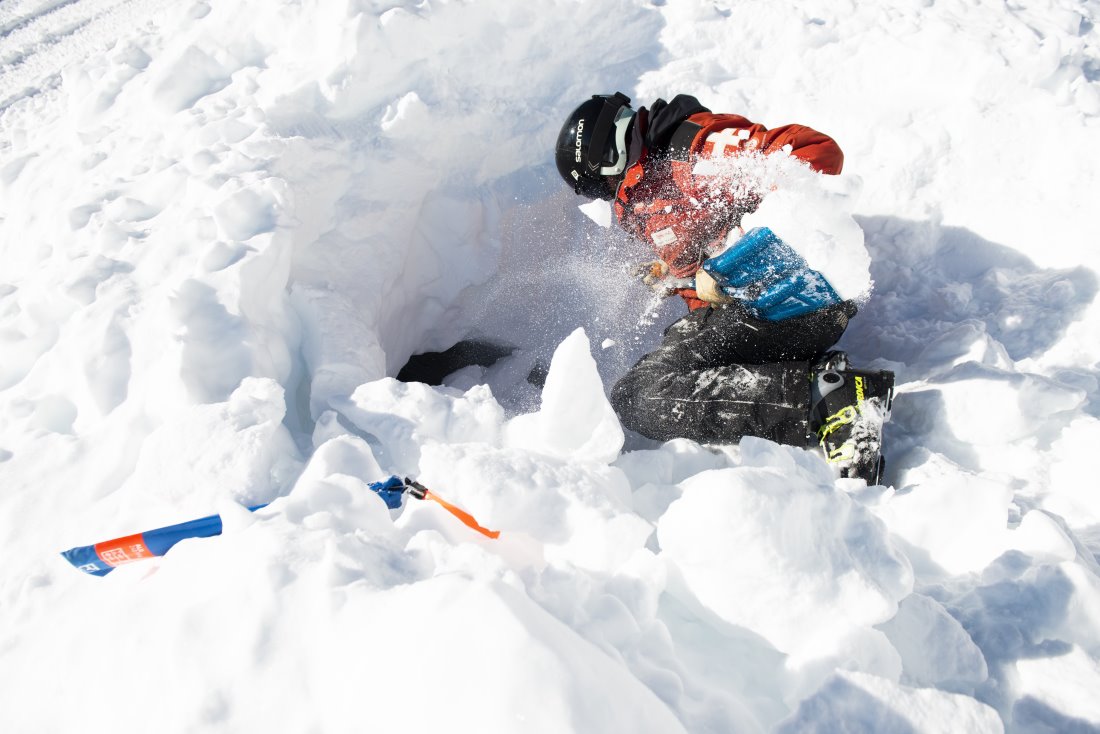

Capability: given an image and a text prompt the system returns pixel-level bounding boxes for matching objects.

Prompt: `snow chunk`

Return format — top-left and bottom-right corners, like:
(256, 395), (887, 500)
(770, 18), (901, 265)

(124, 377), (300, 511)
(1015, 645), (1100, 728)
(213, 184), (280, 242)
(659, 442), (913, 667)
(339, 378), (504, 476)
(776, 670), (1004, 734)
(873, 451), (1013, 575)
(910, 363), (1085, 446)
(506, 328), (624, 464)
(284, 435), (395, 538)
(878, 463), (1071, 577)
(1009, 510), (1077, 562)
(740, 173), (870, 301)
(148, 45), (233, 112)
(876, 593), (988, 692)
(1045, 417), (1100, 528)
(700, 151), (871, 301)
(380, 92), (429, 135)
(417, 442), (652, 572)
(323, 575), (688, 732)
(579, 199), (613, 228)
(872, 451), (1075, 575)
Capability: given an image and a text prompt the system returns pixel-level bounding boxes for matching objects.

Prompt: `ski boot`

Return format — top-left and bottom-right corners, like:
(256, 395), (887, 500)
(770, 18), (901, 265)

(809, 351), (895, 485)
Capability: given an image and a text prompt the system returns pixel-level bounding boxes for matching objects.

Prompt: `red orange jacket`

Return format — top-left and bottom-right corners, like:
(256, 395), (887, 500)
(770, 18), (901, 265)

(613, 111), (844, 309)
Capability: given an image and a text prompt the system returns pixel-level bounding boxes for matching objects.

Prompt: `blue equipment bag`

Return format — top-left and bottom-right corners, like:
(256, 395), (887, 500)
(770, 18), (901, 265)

(700, 227), (842, 320)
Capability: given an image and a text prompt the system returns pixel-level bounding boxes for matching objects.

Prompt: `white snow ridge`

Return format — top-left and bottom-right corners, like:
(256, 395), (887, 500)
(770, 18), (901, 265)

(2, 1), (1100, 733)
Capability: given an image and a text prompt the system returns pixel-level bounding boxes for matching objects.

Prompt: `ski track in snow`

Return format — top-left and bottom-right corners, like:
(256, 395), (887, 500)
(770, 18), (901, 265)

(1, 0), (1100, 732)
(0, 0), (172, 113)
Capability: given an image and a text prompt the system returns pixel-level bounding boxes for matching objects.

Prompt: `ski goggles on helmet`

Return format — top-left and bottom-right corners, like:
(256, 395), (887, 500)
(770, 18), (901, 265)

(587, 93), (635, 177)
(555, 92), (636, 200)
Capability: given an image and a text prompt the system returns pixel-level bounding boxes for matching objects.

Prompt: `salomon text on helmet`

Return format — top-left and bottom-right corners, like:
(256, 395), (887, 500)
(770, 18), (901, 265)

(555, 92), (635, 200)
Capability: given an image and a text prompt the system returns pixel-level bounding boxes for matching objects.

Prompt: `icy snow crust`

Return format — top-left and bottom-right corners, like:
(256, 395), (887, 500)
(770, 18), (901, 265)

(2, 0), (1100, 732)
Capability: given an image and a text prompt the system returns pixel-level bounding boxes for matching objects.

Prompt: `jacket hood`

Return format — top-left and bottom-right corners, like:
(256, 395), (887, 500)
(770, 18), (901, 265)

(641, 94), (711, 154)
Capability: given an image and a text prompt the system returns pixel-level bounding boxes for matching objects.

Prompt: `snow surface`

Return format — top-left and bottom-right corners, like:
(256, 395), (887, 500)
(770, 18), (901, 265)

(2, 0), (1100, 732)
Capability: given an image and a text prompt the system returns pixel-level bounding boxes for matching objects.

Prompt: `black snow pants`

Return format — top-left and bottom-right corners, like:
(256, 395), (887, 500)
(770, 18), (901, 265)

(610, 301), (855, 446)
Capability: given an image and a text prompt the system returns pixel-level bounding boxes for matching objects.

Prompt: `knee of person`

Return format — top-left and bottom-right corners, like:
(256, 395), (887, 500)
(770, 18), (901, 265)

(611, 375), (649, 426)
(609, 377), (632, 414)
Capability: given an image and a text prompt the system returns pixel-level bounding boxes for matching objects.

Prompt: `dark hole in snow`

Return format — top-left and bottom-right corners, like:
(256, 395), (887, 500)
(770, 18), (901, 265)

(397, 339), (515, 386)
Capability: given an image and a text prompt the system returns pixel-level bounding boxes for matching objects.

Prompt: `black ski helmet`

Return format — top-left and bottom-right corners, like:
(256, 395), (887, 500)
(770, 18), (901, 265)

(555, 92), (635, 200)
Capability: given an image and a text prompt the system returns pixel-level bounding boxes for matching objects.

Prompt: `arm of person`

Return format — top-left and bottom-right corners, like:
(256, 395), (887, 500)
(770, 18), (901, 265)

(751, 123), (844, 174)
(686, 113), (844, 175)
(643, 117), (843, 272)
(617, 112), (843, 282)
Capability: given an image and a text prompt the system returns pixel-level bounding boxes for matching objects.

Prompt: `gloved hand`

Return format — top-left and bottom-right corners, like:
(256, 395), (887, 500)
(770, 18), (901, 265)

(631, 259), (694, 296)
(693, 268), (735, 304)
(631, 259), (670, 288)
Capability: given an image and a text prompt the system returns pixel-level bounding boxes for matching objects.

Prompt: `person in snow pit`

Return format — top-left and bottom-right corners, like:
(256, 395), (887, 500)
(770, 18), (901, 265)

(554, 92), (895, 484)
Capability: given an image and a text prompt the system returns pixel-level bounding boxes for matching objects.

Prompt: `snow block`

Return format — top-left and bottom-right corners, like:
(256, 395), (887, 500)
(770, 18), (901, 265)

(340, 378), (505, 476)
(505, 328), (624, 464)
(776, 670), (1004, 734)
(873, 451), (1015, 575)
(876, 593), (989, 692)
(659, 456), (912, 667)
